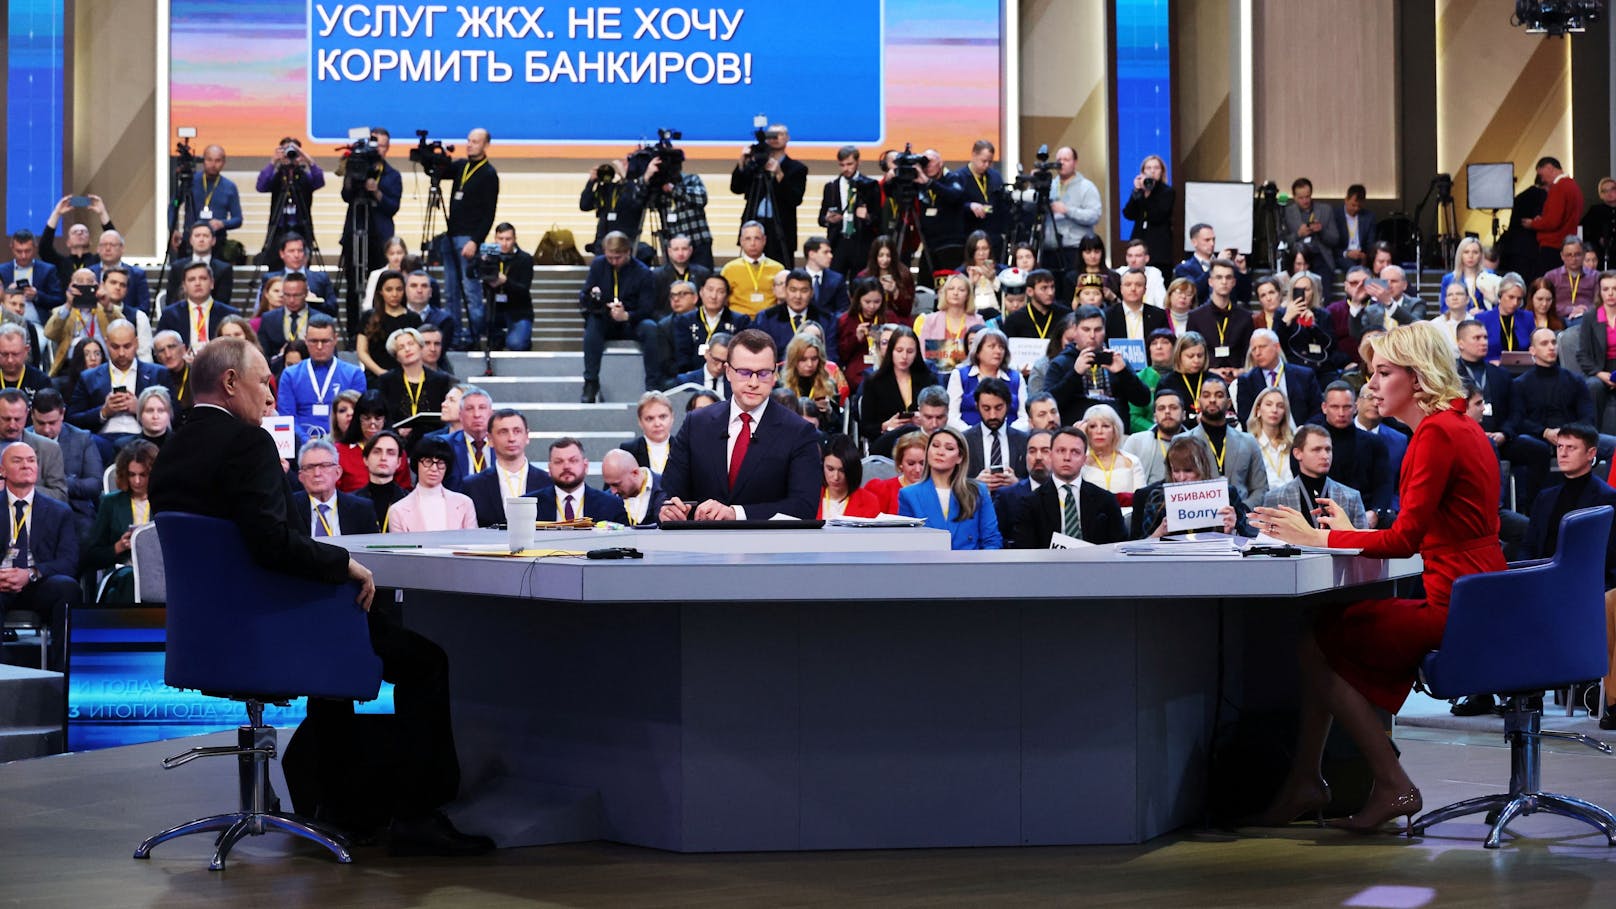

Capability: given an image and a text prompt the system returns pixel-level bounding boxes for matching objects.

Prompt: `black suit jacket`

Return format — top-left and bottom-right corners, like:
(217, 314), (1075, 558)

(731, 156), (809, 265)
(992, 478), (1036, 549)
(149, 405), (349, 584)
(1526, 477), (1616, 586)
(1185, 302), (1256, 371)
(531, 485), (630, 524)
(0, 491), (79, 580)
(1459, 359), (1517, 437)
(964, 423), (1029, 479)
(375, 367), (454, 430)
(166, 258), (234, 307)
(1103, 301), (1168, 343)
(661, 400), (822, 519)
(651, 262), (712, 318)
(290, 490), (381, 536)
(463, 464), (553, 527)
(1234, 362), (1323, 427)
(156, 298), (241, 347)
(1012, 479), (1127, 549)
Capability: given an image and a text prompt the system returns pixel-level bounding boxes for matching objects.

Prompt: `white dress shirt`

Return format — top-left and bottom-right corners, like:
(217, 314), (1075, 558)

(725, 398), (769, 519)
(309, 491), (341, 536)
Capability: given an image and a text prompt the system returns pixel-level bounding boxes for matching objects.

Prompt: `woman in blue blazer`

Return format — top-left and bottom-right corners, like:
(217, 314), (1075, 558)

(898, 427), (1003, 550)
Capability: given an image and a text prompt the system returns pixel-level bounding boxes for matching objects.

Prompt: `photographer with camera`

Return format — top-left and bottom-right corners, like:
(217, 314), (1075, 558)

(634, 130), (713, 268)
(183, 145), (243, 249)
(339, 128), (403, 337)
(579, 231), (658, 403)
(255, 137), (325, 269)
(479, 223), (535, 351)
(581, 160), (646, 255)
(41, 195), (115, 274)
(1122, 155), (1175, 271)
(952, 140), (1008, 255)
(918, 150), (968, 273)
(1035, 147), (1102, 276)
(730, 122), (809, 267)
(438, 128), (500, 350)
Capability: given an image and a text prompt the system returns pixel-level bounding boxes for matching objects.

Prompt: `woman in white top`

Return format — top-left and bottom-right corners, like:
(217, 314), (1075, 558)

(384, 437), (478, 532)
(1247, 386), (1295, 489)
(362, 237), (411, 307)
(621, 390), (674, 474)
(1079, 404), (1146, 509)
(946, 328), (1027, 429)
(1428, 281), (1474, 354)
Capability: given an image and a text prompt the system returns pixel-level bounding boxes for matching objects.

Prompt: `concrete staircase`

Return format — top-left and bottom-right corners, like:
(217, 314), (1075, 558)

(0, 665), (64, 762)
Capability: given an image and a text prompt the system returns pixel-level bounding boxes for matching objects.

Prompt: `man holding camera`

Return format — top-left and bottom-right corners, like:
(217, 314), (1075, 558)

(579, 232), (658, 403)
(580, 161), (646, 255)
(640, 150), (713, 269)
(184, 145), (244, 249)
(730, 123), (808, 268)
(255, 137), (325, 269)
(339, 128), (403, 334)
(440, 129), (499, 350)
(481, 223), (535, 351)
(45, 268), (138, 374)
(1046, 304), (1151, 426)
(917, 150), (968, 273)
(40, 195), (116, 275)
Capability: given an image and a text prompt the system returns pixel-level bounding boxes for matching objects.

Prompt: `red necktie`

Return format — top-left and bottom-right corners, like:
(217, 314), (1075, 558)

(728, 412), (752, 490)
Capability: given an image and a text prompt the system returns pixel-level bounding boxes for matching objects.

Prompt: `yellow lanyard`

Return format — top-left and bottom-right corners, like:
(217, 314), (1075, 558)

(1209, 435), (1226, 471)
(313, 503), (333, 536)
(132, 497), (150, 525)
(972, 169), (989, 200)
(403, 374), (424, 415)
(502, 467), (524, 497)
(9, 500), (30, 545)
(1188, 373), (1204, 411)
(467, 438), (486, 473)
(1260, 439), (1288, 480)
(462, 157), (488, 187)
(0, 373), (20, 390)
(945, 313), (966, 339)
(612, 269), (621, 301)
(284, 308), (304, 341)
(1028, 305), (1054, 339)
(745, 259), (764, 295)
(700, 308), (722, 341)
(1092, 451), (1117, 490)
(627, 471), (650, 524)
(201, 175), (219, 209)
(1157, 435), (1170, 462)
(1214, 312), (1229, 346)
(1571, 272), (1582, 303)
(1502, 313), (1516, 351)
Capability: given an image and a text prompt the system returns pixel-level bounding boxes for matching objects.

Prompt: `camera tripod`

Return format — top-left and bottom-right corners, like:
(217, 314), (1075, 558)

(1411, 175), (1458, 296)
(158, 141), (201, 308)
(887, 182), (938, 283)
(256, 163), (326, 271)
(340, 194), (372, 341)
(740, 162), (792, 267)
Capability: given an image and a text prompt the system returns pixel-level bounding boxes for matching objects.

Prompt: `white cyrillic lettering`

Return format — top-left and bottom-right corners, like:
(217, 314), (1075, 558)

(658, 51), (685, 80)
(660, 8), (691, 39)
(370, 5), (391, 37)
(316, 48), (341, 80)
(568, 6), (595, 38)
(315, 3), (342, 38)
(340, 48), (372, 80)
(514, 6), (545, 38)
(457, 4), (494, 37)
(550, 50), (577, 82)
(715, 52), (742, 84)
(716, 8), (743, 40)
(401, 48), (432, 81)
(628, 52), (657, 82)
(598, 6), (622, 38)
(342, 4), (370, 37)
(420, 4), (448, 37)
(489, 56), (513, 82)
(372, 48), (398, 78)
(685, 52), (714, 84)
(434, 50), (462, 81)
(526, 50), (550, 81)
(690, 8), (718, 39)
(632, 7), (660, 39)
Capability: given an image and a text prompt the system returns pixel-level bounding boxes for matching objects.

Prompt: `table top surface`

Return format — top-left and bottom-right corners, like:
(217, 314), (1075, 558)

(338, 528), (1424, 604)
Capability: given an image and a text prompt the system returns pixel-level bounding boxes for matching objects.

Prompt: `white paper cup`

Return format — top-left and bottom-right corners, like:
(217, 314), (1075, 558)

(504, 497), (537, 552)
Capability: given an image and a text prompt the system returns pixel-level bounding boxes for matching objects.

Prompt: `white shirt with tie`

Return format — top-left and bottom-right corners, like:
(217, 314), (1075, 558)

(554, 484), (584, 521)
(309, 491), (341, 537)
(5, 488), (35, 568)
(725, 398), (769, 519)
(976, 421), (1012, 473)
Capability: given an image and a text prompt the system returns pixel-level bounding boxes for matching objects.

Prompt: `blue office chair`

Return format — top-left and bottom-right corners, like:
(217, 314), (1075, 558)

(1411, 505), (1616, 848)
(132, 513), (383, 870)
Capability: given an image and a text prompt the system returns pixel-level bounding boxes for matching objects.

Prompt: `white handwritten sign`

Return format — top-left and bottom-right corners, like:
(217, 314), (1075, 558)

(262, 416), (296, 459)
(1163, 478), (1229, 533)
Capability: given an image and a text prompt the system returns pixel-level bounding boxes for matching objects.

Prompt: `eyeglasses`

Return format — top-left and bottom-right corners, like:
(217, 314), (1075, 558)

(298, 462), (339, 473)
(726, 365), (775, 382)
(417, 458), (448, 469)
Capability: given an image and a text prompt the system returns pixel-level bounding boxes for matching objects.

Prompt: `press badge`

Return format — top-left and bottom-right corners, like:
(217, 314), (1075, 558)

(1483, 402), (1494, 417)
(1308, 344), (1322, 354)
(494, 293), (508, 304)
(198, 207), (213, 220)
(698, 344), (710, 358)
(312, 404), (330, 416)
(454, 191), (464, 201)
(750, 292), (764, 303)
(1215, 346), (1231, 358)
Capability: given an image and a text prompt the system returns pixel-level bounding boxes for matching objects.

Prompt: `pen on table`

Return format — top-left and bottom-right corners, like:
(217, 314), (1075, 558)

(366, 544), (422, 549)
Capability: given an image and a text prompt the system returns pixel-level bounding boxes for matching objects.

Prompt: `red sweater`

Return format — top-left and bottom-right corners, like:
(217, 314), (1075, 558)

(1537, 175), (1585, 249)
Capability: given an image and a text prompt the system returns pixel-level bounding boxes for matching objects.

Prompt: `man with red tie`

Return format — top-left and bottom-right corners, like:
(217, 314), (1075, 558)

(156, 260), (239, 349)
(659, 328), (822, 521)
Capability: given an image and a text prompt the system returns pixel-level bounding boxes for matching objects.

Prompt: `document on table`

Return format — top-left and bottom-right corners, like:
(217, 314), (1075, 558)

(825, 514), (929, 528)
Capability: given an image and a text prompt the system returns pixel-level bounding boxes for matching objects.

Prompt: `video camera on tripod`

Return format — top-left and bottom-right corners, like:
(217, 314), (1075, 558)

(1003, 145), (1058, 205)
(887, 143), (929, 203)
(741, 114), (781, 172)
(337, 133), (385, 195)
(173, 127), (201, 185)
(408, 130), (456, 182)
(626, 127), (685, 198)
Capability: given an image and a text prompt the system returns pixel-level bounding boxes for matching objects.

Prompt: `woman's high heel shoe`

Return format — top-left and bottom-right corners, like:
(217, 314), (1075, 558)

(1249, 780), (1332, 827)
(1327, 787), (1423, 836)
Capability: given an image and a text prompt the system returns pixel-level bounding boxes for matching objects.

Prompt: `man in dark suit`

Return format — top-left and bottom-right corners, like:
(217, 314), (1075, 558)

(436, 386), (493, 492)
(0, 323), (52, 400)
(66, 320), (168, 441)
(1013, 426), (1127, 548)
(255, 272), (317, 359)
(992, 428), (1051, 549)
(1173, 223), (1217, 286)
(1457, 319), (1551, 508)
(264, 233), (337, 316)
(88, 230), (153, 316)
(157, 261), (240, 349)
(602, 449), (666, 526)
(28, 389), (102, 537)
(1, 230), (65, 322)
(818, 147), (878, 277)
(671, 275), (749, 375)
(291, 438), (381, 536)
(750, 269), (835, 356)
(0, 440), (80, 670)
(165, 223), (234, 307)
(1234, 328), (1324, 427)
(532, 438), (628, 523)
(1186, 259), (1255, 381)
(950, 140), (1008, 254)
(579, 231), (658, 403)
(1332, 184), (1377, 271)
(462, 409), (551, 527)
(1104, 268), (1168, 343)
(659, 328), (822, 521)
(673, 332), (732, 397)
(729, 123), (809, 267)
(149, 337), (491, 855)
(651, 234), (712, 319)
(803, 236), (847, 313)
(964, 377), (1029, 484)
(1046, 306), (1152, 426)
(339, 128), (404, 330)
(1313, 382), (1395, 527)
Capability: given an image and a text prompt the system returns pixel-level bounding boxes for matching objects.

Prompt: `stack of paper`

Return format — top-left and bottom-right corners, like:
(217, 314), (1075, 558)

(1118, 533), (1244, 557)
(825, 514), (929, 528)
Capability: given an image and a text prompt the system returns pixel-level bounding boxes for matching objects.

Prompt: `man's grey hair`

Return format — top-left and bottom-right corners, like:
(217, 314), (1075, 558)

(298, 437), (339, 466)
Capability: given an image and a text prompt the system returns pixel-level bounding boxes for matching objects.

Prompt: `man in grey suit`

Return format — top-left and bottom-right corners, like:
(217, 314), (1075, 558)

(1123, 387), (1189, 486)
(1262, 424), (1367, 530)
(0, 389), (66, 503)
(1183, 374), (1268, 510)
(1282, 178), (1340, 275)
(28, 388), (103, 535)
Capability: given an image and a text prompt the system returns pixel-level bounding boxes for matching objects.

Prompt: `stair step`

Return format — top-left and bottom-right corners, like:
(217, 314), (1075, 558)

(0, 664), (65, 729)
(0, 727), (64, 763)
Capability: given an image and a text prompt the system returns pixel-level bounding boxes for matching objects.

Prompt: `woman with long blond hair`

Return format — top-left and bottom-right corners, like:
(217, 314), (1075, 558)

(896, 426), (1002, 550)
(782, 332), (846, 432)
(1247, 386), (1295, 488)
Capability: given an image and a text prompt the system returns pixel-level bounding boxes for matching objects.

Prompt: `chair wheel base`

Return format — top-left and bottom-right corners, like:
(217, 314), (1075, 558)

(1412, 790), (1616, 849)
(134, 810), (354, 870)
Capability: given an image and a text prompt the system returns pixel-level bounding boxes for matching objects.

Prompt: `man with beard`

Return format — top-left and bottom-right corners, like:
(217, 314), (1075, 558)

(963, 377), (1028, 491)
(531, 437), (628, 523)
(1123, 388), (1190, 485)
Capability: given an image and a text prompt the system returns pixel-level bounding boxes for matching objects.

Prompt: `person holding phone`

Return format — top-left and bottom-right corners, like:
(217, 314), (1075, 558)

(1046, 305), (1150, 428)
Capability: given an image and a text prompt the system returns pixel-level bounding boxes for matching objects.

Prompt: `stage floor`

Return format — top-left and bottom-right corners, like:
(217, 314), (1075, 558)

(4, 720), (1616, 907)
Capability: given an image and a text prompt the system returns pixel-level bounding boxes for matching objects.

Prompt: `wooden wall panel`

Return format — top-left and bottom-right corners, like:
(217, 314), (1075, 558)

(1019, 0), (1113, 244)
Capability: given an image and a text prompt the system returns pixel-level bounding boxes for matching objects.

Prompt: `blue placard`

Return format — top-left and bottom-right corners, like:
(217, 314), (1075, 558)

(1111, 337), (1147, 372)
(307, 1), (886, 144)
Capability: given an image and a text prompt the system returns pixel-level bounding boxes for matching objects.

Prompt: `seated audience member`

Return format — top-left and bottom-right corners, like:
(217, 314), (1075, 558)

(463, 409), (552, 527)
(918, 274), (985, 372)
(1510, 326), (1616, 462)
(601, 448), (665, 527)
(1185, 258), (1255, 379)
(361, 237), (411, 314)
(1526, 276), (1566, 334)
(653, 234), (714, 318)
(579, 231), (659, 403)
(336, 390), (412, 493)
(291, 438), (379, 538)
(375, 327), (453, 435)
(534, 438), (628, 523)
(855, 234), (915, 319)
(1157, 331), (1210, 426)
(647, 279), (697, 390)
(1262, 423), (1367, 530)
(1114, 239), (1167, 309)
(1013, 426), (1127, 548)
(384, 437), (478, 532)
(992, 428), (1052, 548)
(0, 440), (78, 667)
(1126, 328), (1177, 432)
(858, 326), (941, 442)
(1000, 268), (1070, 340)
(272, 339), (309, 379)
(276, 314), (366, 442)
(151, 331), (191, 411)
(671, 274), (749, 376)
(156, 260), (239, 350)
(1364, 265), (1426, 324)
(948, 329), (1024, 428)
(1273, 272), (1335, 375)
(1183, 375), (1268, 509)
(2, 229), (64, 322)
(1543, 236), (1597, 322)
(1518, 423), (1616, 727)
(403, 269), (458, 353)
(28, 388), (100, 535)
(1252, 275), (1286, 333)
(129, 386), (174, 451)
(81, 439), (158, 604)
(1, 285), (46, 370)
(0, 390), (66, 503)
(658, 329), (823, 522)
(1473, 272), (1534, 362)
(263, 233), (337, 310)
(1247, 387), (1295, 489)
(674, 332), (731, 396)
(1431, 281), (1476, 353)
(752, 269), (836, 360)
(782, 333), (846, 434)
(1045, 304), (1151, 425)
(1162, 276), (1197, 336)
(720, 221), (785, 317)
(166, 222), (234, 305)
(864, 430), (928, 515)
(818, 434), (881, 519)
(436, 384), (492, 491)
(958, 230), (1006, 315)
(1456, 317), (1549, 506)
(43, 269), (113, 375)
(215, 314), (260, 350)
(898, 427), (1003, 550)
(1123, 387), (1190, 486)
(328, 389), (361, 443)
(355, 429), (409, 529)
(1578, 270), (1616, 427)
(1315, 381), (1395, 526)
(868, 385), (950, 458)
(0, 324), (50, 398)
(1353, 388), (1408, 484)
(255, 272), (316, 360)
(1023, 314), (1078, 402)
(1236, 328), (1323, 427)
(1105, 267), (1167, 343)
(1079, 404), (1145, 510)
(354, 269), (419, 378)
(961, 377), (1028, 491)
(836, 276), (898, 390)
(1131, 435), (1256, 540)
(619, 391), (675, 474)
(1019, 391), (1061, 433)
(416, 321), (454, 380)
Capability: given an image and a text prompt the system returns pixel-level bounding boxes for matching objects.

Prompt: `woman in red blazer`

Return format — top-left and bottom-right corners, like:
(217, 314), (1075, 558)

(818, 435), (882, 519)
(1252, 321), (1504, 834)
(861, 431), (930, 516)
